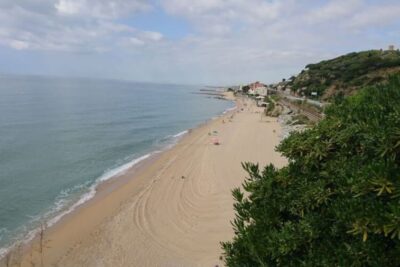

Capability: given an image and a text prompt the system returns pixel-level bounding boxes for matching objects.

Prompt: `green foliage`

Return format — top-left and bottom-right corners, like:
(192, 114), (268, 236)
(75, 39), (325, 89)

(270, 94), (281, 102)
(290, 114), (311, 125)
(222, 76), (400, 266)
(266, 102), (275, 113)
(264, 96), (275, 112)
(264, 96), (281, 117)
(290, 99), (324, 114)
(292, 50), (400, 99)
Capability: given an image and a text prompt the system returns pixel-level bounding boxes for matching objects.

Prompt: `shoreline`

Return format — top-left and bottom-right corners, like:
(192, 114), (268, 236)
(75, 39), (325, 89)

(0, 92), (237, 265)
(0, 148), (164, 262)
(2, 93), (286, 266)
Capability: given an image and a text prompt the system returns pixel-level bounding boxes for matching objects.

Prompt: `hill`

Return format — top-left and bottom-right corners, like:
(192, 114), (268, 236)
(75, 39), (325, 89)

(290, 49), (400, 100)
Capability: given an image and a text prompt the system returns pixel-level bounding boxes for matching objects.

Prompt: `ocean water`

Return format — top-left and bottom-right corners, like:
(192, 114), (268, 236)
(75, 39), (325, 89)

(0, 75), (233, 255)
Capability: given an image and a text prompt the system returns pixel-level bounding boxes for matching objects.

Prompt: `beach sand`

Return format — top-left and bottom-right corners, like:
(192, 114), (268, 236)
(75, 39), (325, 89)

(10, 94), (286, 267)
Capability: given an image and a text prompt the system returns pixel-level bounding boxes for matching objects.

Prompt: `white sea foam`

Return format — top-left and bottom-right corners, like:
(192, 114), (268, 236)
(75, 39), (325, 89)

(173, 130), (188, 138)
(210, 105), (236, 121)
(98, 154), (152, 183)
(46, 134), (184, 231)
(0, 107), (234, 260)
(47, 153), (153, 227)
(0, 248), (7, 260)
(222, 106), (237, 114)
(156, 129), (190, 151)
(0, 152), (155, 260)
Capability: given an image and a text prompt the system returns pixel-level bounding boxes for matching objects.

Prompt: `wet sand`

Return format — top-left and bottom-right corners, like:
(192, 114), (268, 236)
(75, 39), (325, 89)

(8, 94), (286, 267)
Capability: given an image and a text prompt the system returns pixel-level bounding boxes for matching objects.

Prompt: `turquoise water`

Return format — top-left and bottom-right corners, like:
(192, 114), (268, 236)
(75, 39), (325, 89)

(0, 75), (233, 255)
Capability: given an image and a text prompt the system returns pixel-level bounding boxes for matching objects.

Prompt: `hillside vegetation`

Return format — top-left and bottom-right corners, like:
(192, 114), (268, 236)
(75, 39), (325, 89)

(291, 49), (400, 100)
(222, 75), (400, 266)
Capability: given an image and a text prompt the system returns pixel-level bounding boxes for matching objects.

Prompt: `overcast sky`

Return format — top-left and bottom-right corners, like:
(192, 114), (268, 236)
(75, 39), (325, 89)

(0, 0), (399, 85)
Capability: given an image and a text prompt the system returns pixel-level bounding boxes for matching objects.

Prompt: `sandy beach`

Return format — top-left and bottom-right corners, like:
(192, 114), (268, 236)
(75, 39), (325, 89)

(8, 94), (286, 267)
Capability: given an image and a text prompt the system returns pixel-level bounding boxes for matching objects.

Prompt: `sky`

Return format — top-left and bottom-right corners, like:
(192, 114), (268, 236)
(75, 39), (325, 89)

(0, 0), (399, 85)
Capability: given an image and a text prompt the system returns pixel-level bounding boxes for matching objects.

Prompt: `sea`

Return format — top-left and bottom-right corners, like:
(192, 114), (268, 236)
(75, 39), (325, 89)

(0, 74), (234, 257)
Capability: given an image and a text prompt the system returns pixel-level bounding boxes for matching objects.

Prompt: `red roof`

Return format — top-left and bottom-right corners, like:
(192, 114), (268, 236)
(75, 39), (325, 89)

(249, 81), (265, 89)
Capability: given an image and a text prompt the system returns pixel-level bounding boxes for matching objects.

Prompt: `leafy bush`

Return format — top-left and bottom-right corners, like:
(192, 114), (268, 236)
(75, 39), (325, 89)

(263, 96), (275, 114)
(222, 76), (400, 266)
(270, 94), (281, 102)
(266, 102), (275, 113)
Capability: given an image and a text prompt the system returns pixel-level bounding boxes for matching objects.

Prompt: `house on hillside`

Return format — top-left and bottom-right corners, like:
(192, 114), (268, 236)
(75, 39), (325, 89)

(248, 81), (268, 96)
(250, 81), (263, 89)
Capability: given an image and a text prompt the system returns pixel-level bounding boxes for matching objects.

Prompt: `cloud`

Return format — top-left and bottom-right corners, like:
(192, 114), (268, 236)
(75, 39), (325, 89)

(0, 0), (399, 84)
(122, 31), (163, 47)
(161, 0), (285, 35)
(55, 0), (82, 15)
(306, 0), (363, 23)
(0, 0), (160, 52)
(162, 0), (282, 20)
(348, 4), (400, 28)
(127, 37), (145, 46)
(140, 31), (163, 42)
(55, 0), (150, 19)
(9, 40), (30, 50)
(147, 0), (400, 83)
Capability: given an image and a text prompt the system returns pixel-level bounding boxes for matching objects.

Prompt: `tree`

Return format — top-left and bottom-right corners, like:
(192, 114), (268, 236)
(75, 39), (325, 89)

(242, 85), (250, 93)
(222, 75), (400, 266)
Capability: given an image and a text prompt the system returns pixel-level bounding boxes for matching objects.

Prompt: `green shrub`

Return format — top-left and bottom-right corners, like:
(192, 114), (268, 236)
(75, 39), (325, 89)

(264, 96), (276, 116)
(267, 102), (275, 113)
(291, 114), (310, 125)
(222, 75), (400, 266)
(292, 50), (400, 98)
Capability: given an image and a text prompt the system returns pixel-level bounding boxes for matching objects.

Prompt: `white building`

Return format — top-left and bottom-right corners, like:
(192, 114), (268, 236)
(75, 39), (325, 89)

(254, 86), (268, 96)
